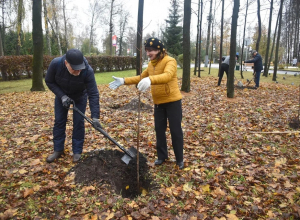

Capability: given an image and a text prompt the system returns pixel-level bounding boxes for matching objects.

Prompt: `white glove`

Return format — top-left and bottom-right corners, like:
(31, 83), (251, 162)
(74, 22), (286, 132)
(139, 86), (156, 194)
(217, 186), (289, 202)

(109, 76), (124, 90)
(137, 77), (151, 92)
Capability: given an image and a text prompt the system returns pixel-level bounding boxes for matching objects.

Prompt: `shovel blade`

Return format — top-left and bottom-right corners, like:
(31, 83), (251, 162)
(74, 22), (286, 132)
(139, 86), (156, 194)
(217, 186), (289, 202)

(121, 147), (138, 165)
(121, 154), (132, 165)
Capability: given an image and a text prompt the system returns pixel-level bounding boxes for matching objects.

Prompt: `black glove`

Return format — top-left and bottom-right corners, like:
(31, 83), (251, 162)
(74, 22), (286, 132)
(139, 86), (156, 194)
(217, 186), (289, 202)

(92, 118), (102, 129)
(61, 95), (72, 109)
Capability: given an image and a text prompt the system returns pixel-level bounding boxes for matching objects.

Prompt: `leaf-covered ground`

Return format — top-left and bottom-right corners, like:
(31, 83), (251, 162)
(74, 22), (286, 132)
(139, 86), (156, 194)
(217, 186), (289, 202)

(0, 76), (300, 219)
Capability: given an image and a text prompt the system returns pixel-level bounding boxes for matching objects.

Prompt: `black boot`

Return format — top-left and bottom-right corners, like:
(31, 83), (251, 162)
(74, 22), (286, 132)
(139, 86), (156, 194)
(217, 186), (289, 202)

(46, 151), (64, 163)
(73, 154), (81, 162)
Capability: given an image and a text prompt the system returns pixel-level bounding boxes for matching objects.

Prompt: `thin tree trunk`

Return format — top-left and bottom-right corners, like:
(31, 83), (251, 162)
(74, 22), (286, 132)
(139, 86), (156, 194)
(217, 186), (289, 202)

(204, 0), (213, 67)
(109, 0), (115, 56)
(240, 0), (248, 79)
(227, 0), (239, 98)
(31, 0), (45, 91)
(219, 0), (224, 77)
(268, 12), (279, 73)
(62, 0), (68, 51)
(51, 0), (62, 55)
(43, 0), (51, 55)
(263, 0), (273, 77)
(273, 0), (284, 82)
(16, 0), (23, 55)
(181, 0), (191, 92)
(197, 0), (203, 77)
(194, 0), (200, 76)
(255, 0), (261, 51)
(136, 0), (144, 75)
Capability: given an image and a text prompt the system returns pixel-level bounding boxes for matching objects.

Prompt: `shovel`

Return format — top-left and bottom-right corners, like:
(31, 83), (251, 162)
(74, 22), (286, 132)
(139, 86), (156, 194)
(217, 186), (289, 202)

(71, 104), (137, 165)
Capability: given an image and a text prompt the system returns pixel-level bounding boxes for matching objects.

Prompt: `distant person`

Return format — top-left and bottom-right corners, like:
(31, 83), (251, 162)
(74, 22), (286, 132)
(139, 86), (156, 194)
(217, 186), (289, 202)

(292, 57), (297, 67)
(244, 50), (263, 89)
(45, 49), (101, 163)
(217, 53), (239, 86)
(108, 37), (184, 169)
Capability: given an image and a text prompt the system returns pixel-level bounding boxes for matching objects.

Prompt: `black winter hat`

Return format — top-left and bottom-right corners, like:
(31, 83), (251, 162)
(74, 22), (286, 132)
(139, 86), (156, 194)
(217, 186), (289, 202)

(66, 49), (86, 70)
(144, 38), (165, 52)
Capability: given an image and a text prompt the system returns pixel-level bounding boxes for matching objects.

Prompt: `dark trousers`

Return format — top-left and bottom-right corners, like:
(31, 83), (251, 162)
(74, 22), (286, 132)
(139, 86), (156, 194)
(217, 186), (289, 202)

(218, 63), (229, 86)
(154, 100), (183, 163)
(254, 70), (261, 87)
(53, 94), (87, 154)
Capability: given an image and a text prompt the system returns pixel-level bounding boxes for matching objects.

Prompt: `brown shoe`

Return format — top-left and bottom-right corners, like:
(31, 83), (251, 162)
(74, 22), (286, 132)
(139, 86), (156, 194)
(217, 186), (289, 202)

(46, 151), (64, 163)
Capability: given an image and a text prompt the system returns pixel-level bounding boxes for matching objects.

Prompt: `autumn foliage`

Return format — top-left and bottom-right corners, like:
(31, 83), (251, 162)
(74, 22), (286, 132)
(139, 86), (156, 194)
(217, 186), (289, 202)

(0, 76), (299, 219)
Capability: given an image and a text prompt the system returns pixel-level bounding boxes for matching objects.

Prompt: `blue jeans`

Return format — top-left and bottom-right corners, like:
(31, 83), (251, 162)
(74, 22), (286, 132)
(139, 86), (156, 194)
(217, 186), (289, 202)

(53, 94), (87, 154)
(154, 100), (183, 163)
(255, 71), (261, 87)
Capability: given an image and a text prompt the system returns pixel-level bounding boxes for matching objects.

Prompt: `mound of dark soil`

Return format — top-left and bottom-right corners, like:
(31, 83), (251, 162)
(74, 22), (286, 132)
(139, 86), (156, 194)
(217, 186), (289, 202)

(71, 149), (154, 198)
(118, 98), (153, 111)
(289, 117), (300, 129)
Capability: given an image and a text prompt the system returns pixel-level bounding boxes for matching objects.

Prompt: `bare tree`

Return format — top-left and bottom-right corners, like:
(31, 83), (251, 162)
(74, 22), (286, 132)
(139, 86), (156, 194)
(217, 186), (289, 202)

(262, 0), (273, 77)
(218, 0), (225, 77)
(239, 0), (248, 79)
(16, 0), (24, 55)
(118, 10), (130, 56)
(87, 0), (103, 55)
(255, 0), (261, 51)
(62, 0), (68, 51)
(194, 0), (200, 76)
(51, 0), (62, 55)
(136, 0), (144, 75)
(181, 0), (191, 92)
(42, 0), (51, 55)
(31, 0), (45, 91)
(197, 0), (203, 77)
(273, 0), (284, 82)
(227, 0), (239, 98)
(204, 0), (213, 67)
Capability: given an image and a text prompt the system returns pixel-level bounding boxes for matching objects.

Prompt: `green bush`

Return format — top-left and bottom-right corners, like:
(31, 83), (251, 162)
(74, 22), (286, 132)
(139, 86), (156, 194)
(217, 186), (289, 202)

(0, 55), (136, 81)
(177, 54), (183, 68)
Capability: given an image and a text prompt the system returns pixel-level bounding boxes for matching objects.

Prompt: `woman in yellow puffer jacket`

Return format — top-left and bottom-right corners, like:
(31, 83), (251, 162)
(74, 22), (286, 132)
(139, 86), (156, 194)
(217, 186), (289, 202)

(109, 37), (184, 169)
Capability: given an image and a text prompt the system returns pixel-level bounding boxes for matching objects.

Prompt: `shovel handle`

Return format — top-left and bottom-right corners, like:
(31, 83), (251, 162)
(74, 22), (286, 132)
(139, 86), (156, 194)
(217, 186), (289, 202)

(70, 105), (135, 158)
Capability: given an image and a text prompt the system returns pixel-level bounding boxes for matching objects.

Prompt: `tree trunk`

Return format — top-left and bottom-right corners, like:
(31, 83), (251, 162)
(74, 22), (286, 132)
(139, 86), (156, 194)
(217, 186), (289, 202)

(240, 0), (248, 79)
(194, 0), (200, 76)
(62, 0), (68, 51)
(255, 0), (261, 51)
(181, 0), (191, 92)
(43, 0), (51, 55)
(197, 0), (203, 77)
(136, 0), (144, 75)
(218, 0), (224, 77)
(31, 0), (45, 91)
(227, 0), (239, 98)
(109, 0), (115, 56)
(272, 0), (284, 82)
(263, 0), (273, 77)
(16, 0), (23, 55)
(51, 0), (62, 55)
(204, 0), (213, 67)
(268, 12), (279, 73)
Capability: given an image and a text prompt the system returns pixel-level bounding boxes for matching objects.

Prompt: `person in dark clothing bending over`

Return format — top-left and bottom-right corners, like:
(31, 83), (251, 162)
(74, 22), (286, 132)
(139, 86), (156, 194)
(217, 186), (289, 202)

(217, 53), (239, 86)
(45, 49), (101, 163)
(244, 50), (263, 89)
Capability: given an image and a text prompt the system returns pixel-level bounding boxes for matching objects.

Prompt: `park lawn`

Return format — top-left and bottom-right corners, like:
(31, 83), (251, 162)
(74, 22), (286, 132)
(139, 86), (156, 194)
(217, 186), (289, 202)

(0, 67), (300, 94)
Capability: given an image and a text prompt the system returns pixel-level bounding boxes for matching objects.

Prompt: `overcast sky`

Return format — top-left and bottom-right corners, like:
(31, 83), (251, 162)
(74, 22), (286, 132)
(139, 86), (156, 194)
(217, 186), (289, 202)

(24, 0), (279, 51)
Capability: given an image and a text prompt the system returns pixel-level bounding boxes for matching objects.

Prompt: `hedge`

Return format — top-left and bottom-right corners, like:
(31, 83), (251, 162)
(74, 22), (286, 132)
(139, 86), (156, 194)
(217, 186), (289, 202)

(0, 55), (136, 81)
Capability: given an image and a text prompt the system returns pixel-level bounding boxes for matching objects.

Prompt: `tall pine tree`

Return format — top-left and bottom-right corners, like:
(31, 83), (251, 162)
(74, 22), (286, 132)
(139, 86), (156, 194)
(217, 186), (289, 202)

(163, 0), (182, 56)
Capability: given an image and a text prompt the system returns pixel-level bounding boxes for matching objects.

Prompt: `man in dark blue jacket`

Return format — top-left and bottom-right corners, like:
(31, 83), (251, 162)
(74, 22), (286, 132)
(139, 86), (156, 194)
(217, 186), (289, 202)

(45, 49), (101, 163)
(244, 50), (263, 88)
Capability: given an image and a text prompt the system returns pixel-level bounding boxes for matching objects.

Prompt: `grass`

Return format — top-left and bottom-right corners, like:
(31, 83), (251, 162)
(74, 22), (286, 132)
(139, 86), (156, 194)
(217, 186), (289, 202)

(1, 66), (299, 94)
